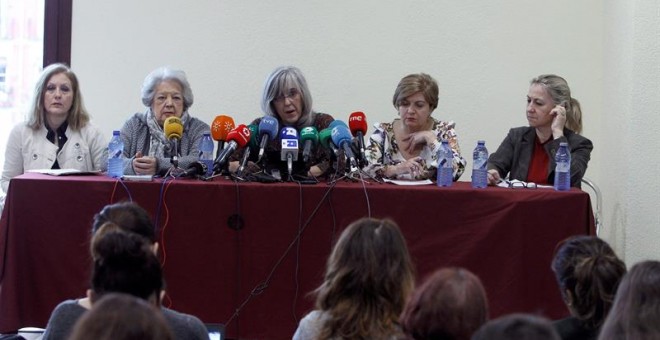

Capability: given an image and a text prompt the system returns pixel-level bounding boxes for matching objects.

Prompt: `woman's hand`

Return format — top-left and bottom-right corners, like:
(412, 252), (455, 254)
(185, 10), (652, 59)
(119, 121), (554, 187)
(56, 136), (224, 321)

(386, 157), (423, 177)
(308, 165), (324, 178)
(487, 169), (501, 186)
(550, 104), (567, 139)
(132, 151), (157, 175)
(401, 131), (436, 153)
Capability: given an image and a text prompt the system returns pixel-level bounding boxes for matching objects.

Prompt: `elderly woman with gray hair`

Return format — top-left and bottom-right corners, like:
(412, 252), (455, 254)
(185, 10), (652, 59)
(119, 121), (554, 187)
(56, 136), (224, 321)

(120, 66), (210, 176)
(229, 66), (335, 178)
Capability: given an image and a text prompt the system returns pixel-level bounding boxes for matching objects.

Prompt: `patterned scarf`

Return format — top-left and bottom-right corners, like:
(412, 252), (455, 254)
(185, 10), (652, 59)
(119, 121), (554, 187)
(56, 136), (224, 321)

(144, 108), (191, 157)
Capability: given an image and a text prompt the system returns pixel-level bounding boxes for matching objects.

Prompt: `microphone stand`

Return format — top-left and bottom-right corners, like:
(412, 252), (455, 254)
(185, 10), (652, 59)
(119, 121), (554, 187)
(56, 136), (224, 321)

(168, 139), (184, 177)
(328, 149), (381, 185)
(231, 148), (251, 182)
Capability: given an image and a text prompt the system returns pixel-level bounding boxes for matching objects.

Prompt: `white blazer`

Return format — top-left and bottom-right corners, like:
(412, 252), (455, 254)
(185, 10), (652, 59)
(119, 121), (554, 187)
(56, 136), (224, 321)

(1, 122), (108, 194)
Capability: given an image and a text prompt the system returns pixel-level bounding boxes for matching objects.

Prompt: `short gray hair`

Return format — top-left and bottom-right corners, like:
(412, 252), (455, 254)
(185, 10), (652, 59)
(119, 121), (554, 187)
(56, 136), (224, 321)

(141, 67), (194, 110)
(261, 66), (314, 128)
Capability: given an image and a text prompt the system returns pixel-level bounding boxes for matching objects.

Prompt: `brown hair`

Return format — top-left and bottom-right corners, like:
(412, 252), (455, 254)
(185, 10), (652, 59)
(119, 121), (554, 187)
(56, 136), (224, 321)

(400, 267), (489, 340)
(314, 217), (415, 339)
(551, 236), (626, 329)
(599, 260), (660, 339)
(393, 73), (439, 111)
(92, 202), (156, 243)
(90, 230), (163, 303)
(69, 293), (174, 340)
(472, 313), (560, 340)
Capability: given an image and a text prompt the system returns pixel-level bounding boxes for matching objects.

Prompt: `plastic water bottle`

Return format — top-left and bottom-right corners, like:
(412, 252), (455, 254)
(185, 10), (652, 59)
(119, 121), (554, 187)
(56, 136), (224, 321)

(436, 140), (453, 187)
(471, 140), (489, 189)
(199, 133), (214, 176)
(553, 142), (571, 191)
(107, 130), (124, 178)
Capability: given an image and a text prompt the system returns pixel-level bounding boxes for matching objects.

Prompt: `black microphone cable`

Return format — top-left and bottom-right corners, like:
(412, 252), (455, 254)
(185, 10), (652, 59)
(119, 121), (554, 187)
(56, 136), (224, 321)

(224, 180), (338, 328)
(230, 176), (244, 337)
(357, 168), (372, 219)
(291, 179), (304, 323)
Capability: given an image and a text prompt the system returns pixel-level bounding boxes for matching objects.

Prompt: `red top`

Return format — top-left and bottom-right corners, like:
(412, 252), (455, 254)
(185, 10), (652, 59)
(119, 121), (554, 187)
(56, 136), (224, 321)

(527, 136), (552, 184)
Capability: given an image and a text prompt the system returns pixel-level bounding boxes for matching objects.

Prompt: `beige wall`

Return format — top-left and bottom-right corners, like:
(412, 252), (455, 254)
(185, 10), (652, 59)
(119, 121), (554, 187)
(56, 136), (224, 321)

(70, 0), (660, 265)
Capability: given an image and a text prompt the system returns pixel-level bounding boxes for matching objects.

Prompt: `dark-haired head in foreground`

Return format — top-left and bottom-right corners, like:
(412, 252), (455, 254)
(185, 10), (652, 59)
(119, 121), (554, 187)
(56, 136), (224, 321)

(400, 267), (488, 340)
(598, 260), (660, 340)
(472, 313), (560, 340)
(69, 293), (174, 340)
(551, 235), (626, 339)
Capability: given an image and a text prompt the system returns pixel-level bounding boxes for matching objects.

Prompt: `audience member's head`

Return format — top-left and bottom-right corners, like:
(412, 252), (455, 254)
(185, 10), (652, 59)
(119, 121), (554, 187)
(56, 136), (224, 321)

(598, 260), (660, 340)
(551, 236), (626, 329)
(472, 313), (561, 340)
(89, 229), (163, 305)
(314, 217), (415, 339)
(400, 267), (488, 340)
(69, 293), (174, 340)
(92, 202), (156, 243)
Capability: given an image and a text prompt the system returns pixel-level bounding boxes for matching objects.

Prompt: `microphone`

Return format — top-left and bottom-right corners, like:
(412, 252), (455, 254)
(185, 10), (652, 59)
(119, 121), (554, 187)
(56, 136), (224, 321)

(280, 127), (299, 177)
(211, 115), (235, 159)
(319, 127), (342, 173)
(178, 161), (207, 178)
(164, 116), (183, 167)
(248, 124), (260, 149)
(319, 128), (338, 155)
(238, 124), (260, 176)
(348, 111), (368, 167)
(329, 120), (348, 129)
(331, 123), (358, 171)
(299, 126), (319, 163)
(213, 124), (251, 174)
(257, 116), (279, 163)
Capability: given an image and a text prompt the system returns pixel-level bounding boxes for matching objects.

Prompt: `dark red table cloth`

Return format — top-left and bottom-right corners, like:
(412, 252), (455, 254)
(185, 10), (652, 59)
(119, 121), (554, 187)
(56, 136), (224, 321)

(0, 173), (594, 339)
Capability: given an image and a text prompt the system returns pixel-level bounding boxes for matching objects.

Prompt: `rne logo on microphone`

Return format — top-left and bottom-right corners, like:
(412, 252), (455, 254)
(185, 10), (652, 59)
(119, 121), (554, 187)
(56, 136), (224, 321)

(349, 115), (363, 122)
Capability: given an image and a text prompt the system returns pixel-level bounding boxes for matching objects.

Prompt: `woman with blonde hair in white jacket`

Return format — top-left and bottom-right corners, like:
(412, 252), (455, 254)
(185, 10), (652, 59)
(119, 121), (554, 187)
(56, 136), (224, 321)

(1, 63), (107, 206)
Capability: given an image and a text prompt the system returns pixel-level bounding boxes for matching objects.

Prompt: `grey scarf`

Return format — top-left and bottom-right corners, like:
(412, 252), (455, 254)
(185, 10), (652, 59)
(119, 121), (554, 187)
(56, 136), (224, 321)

(144, 108), (191, 157)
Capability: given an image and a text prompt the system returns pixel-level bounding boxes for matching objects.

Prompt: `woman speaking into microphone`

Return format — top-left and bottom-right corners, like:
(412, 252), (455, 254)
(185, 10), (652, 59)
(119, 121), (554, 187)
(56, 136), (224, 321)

(229, 66), (335, 178)
(119, 66), (210, 176)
